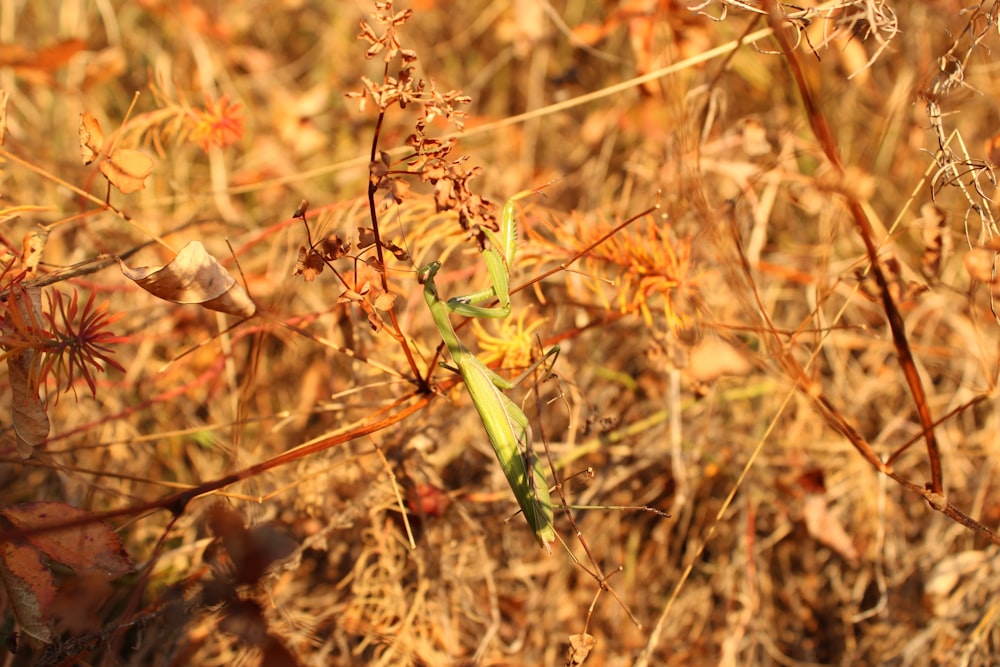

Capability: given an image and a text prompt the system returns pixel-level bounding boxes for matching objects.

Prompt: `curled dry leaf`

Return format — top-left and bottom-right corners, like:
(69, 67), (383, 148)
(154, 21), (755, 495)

(566, 633), (596, 666)
(20, 230), (47, 275)
(369, 157), (389, 180)
(78, 111), (102, 164)
(919, 203), (949, 281)
(357, 227), (377, 249)
(964, 246), (998, 285)
(338, 284), (386, 332)
(294, 234), (350, 282)
(381, 237), (409, 262)
(10, 348), (49, 459)
(5, 285), (49, 458)
(78, 111), (155, 194)
(433, 178), (455, 212)
(119, 241), (256, 317)
(294, 246), (326, 282)
(293, 199), (309, 219)
(390, 176), (410, 203)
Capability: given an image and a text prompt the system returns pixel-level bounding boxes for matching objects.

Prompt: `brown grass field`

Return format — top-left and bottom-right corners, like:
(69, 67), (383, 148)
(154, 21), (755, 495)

(1, 1), (1000, 665)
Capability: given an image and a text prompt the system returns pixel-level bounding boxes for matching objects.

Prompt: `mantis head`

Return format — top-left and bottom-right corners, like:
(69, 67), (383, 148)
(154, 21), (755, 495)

(417, 261), (442, 285)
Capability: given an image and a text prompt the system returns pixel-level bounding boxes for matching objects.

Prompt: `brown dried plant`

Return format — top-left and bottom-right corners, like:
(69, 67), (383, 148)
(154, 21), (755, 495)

(6, 1), (1000, 665)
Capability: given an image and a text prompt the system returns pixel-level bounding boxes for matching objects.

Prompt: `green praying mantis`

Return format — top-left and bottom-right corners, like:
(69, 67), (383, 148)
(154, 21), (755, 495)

(418, 189), (558, 553)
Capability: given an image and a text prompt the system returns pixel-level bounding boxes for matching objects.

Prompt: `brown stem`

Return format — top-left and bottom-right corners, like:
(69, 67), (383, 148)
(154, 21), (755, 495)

(364, 65), (426, 391)
(764, 1), (943, 494)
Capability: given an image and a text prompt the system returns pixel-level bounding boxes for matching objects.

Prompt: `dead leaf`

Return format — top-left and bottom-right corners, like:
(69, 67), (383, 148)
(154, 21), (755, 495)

(925, 550), (990, 618)
(373, 290), (396, 311)
(338, 285), (385, 332)
(1, 502), (134, 578)
(802, 494), (859, 563)
(433, 178), (455, 212)
(26, 39), (86, 72)
(356, 297), (384, 332)
(369, 158), (389, 181)
(99, 149), (155, 195)
(685, 337), (752, 384)
(0, 502), (134, 644)
(119, 241), (256, 317)
(0, 537), (56, 642)
(294, 246), (325, 281)
(319, 235), (350, 260)
(78, 111), (155, 194)
(0, 39), (86, 86)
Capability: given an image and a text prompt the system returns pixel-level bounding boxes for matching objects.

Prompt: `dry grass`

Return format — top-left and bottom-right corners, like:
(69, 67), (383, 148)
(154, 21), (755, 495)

(1, 1), (1000, 665)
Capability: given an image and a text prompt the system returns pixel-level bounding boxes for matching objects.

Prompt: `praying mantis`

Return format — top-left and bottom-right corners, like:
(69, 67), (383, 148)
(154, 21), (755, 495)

(418, 189), (557, 553)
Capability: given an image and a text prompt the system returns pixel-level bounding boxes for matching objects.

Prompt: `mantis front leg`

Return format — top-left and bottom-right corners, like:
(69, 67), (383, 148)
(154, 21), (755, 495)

(419, 189), (557, 553)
